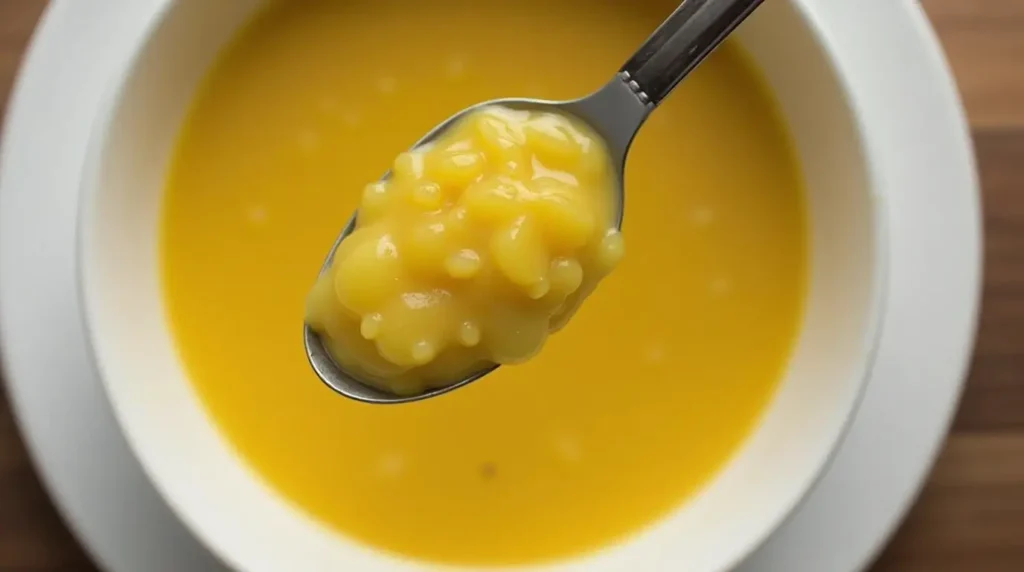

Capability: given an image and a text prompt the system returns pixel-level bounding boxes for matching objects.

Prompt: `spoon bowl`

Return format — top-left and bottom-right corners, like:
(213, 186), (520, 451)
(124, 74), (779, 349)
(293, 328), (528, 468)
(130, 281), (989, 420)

(306, 0), (764, 403)
(303, 95), (633, 404)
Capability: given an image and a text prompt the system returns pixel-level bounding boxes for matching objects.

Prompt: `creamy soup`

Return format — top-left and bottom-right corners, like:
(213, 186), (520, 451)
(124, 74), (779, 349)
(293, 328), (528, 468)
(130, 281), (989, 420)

(160, 0), (807, 566)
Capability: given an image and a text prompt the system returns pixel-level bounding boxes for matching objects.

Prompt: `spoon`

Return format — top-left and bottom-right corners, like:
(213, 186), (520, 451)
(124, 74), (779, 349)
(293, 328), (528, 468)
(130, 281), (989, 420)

(305, 0), (764, 404)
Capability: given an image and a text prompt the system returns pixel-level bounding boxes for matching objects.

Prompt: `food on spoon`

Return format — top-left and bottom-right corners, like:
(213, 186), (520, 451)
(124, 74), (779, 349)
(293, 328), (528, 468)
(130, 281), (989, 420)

(305, 106), (623, 395)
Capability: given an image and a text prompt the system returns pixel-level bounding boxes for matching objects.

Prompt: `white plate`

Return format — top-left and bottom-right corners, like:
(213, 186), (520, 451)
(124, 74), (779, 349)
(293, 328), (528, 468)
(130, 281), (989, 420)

(0, 1), (980, 571)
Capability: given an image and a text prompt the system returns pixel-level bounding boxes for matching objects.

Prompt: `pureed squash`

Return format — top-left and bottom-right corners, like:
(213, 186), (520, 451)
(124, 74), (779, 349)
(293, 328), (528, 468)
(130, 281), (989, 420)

(160, 0), (807, 566)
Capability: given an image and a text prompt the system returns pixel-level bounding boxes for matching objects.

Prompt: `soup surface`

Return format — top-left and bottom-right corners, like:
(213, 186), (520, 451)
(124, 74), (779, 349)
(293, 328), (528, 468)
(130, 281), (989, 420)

(161, 0), (807, 566)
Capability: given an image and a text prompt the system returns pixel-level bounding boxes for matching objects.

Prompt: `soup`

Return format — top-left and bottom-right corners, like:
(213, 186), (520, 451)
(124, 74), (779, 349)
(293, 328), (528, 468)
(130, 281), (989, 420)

(160, 0), (807, 566)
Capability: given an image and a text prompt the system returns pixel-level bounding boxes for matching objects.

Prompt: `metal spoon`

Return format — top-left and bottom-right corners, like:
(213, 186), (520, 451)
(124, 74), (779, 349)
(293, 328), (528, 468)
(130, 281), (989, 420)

(305, 0), (764, 404)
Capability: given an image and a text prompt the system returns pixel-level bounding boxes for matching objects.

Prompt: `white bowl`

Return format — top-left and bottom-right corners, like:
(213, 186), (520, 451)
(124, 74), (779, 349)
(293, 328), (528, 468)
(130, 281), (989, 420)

(77, 0), (885, 570)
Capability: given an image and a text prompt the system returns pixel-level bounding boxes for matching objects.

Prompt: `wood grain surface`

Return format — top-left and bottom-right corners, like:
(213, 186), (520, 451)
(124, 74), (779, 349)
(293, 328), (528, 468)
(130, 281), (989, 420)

(1, 0), (1022, 570)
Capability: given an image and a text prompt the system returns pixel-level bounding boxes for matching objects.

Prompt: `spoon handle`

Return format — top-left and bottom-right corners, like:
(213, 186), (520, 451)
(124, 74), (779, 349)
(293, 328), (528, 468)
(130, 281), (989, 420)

(621, 0), (764, 106)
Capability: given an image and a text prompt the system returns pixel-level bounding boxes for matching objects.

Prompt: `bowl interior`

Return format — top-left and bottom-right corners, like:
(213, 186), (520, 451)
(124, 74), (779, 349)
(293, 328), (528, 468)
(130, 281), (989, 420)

(79, 0), (882, 570)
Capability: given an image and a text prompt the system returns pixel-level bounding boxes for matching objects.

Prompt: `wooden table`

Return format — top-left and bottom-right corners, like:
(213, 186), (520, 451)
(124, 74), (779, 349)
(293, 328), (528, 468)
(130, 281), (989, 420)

(1, 1), (1022, 570)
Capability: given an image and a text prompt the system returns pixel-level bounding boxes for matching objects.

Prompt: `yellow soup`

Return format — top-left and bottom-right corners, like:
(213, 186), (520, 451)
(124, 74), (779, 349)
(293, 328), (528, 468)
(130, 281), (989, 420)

(306, 105), (624, 393)
(161, 0), (807, 566)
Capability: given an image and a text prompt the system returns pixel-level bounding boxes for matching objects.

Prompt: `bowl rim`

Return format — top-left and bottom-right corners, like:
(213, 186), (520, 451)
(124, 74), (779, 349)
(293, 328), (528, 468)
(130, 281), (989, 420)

(75, 0), (893, 570)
